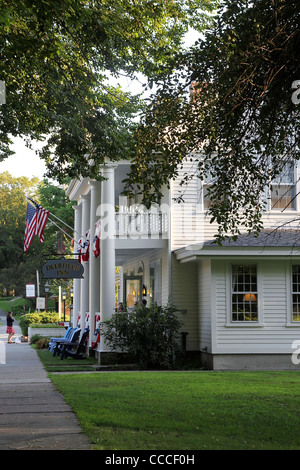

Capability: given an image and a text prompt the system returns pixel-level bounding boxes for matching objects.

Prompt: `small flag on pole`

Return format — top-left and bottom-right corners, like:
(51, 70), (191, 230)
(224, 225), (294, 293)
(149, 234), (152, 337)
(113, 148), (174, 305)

(81, 230), (90, 262)
(24, 198), (49, 252)
(92, 220), (101, 258)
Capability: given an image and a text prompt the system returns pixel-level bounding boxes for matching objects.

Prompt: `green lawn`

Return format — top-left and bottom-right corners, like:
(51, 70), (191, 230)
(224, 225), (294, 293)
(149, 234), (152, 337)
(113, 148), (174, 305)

(0, 296), (56, 313)
(37, 348), (99, 372)
(47, 370), (300, 450)
(0, 296), (26, 311)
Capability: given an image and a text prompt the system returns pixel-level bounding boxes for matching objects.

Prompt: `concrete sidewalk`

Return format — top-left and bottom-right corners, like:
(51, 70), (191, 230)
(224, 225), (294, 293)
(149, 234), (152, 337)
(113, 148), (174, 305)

(0, 311), (91, 450)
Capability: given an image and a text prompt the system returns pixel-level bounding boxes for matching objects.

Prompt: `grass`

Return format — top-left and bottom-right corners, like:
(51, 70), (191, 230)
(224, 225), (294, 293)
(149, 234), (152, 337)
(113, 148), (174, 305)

(0, 296), (26, 311)
(44, 368), (300, 450)
(0, 296), (57, 314)
(36, 348), (100, 372)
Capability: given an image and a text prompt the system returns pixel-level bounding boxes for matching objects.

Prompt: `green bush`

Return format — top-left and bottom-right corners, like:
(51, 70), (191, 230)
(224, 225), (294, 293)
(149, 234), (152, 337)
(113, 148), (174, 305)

(30, 334), (44, 345)
(101, 304), (182, 369)
(35, 337), (50, 349)
(19, 311), (60, 335)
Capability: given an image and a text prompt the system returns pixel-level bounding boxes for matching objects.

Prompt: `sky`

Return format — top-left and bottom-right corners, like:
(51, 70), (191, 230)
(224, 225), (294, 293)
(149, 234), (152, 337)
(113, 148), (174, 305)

(0, 137), (47, 180)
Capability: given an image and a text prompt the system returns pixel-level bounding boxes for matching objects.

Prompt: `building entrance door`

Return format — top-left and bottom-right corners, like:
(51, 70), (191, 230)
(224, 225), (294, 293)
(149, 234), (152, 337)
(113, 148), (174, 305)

(124, 275), (142, 309)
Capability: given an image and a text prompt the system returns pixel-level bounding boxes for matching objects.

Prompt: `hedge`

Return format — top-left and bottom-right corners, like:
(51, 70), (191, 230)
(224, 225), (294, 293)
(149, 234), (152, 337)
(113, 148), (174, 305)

(19, 311), (61, 336)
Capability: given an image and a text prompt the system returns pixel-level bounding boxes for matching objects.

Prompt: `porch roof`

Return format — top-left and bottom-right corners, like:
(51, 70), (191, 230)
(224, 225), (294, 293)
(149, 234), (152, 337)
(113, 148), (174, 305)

(174, 229), (300, 263)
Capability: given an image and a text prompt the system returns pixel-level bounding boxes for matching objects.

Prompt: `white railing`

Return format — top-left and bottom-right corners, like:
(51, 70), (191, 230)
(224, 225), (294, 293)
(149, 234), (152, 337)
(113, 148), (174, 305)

(116, 207), (168, 238)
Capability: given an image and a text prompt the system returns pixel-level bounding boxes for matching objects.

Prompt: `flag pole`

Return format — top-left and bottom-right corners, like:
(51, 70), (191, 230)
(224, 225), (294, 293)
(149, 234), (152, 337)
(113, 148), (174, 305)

(48, 216), (83, 248)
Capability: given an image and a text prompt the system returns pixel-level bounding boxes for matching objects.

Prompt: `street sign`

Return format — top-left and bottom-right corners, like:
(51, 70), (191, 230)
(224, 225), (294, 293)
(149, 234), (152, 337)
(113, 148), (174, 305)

(36, 297), (45, 310)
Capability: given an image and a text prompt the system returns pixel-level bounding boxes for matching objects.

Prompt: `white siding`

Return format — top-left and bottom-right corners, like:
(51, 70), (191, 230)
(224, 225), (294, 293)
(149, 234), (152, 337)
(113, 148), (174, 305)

(171, 254), (199, 350)
(170, 155), (300, 248)
(115, 159), (300, 360)
(171, 158), (203, 250)
(212, 259), (300, 354)
(198, 260), (212, 352)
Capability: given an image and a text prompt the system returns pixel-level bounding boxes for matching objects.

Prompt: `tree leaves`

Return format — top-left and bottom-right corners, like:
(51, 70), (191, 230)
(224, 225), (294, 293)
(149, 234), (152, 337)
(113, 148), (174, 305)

(0, 0), (218, 181)
(0, 173), (73, 295)
(125, 0), (300, 241)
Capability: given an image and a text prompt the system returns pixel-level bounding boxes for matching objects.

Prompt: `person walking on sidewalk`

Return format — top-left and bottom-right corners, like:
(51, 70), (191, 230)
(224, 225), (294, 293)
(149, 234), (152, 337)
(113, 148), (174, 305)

(6, 311), (15, 343)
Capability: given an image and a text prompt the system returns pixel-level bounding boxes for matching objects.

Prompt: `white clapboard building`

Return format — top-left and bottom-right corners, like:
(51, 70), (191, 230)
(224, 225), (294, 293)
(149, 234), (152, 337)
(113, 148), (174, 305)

(66, 157), (300, 370)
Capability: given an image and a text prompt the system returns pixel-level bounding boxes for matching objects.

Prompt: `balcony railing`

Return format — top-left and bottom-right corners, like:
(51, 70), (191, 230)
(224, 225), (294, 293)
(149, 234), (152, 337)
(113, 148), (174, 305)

(116, 208), (168, 238)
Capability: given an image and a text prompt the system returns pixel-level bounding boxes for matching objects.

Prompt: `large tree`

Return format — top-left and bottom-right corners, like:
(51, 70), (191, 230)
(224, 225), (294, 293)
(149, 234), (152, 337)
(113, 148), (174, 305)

(125, 0), (300, 242)
(0, 0), (218, 181)
(0, 173), (73, 296)
(0, 172), (39, 270)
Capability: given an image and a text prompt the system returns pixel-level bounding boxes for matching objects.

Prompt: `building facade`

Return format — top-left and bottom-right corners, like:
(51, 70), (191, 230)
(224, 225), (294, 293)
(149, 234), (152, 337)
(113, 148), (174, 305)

(66, 157), (300, 370)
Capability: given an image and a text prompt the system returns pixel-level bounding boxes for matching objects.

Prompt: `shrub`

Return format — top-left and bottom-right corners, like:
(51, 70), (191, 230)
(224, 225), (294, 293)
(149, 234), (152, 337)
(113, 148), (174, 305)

(30, 334), (44, 345)
(101, 304), (182, 369)
(19, 311), (60, 335)
(31, 323), (65, 329)
(35, 337), (50, 349)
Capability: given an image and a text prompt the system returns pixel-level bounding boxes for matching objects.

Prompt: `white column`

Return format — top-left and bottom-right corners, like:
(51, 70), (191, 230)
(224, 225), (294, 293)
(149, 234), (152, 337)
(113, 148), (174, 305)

(80, 193), (90, 328)
(89, 180), (101, 345)
(99, 163), (117, 353)
(72, 204), (82, 327)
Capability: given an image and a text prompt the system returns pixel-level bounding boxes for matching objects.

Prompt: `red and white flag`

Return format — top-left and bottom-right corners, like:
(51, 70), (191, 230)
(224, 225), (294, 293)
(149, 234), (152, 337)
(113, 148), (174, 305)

(92, 220), (101, 257)
(81, 230), (90, 262)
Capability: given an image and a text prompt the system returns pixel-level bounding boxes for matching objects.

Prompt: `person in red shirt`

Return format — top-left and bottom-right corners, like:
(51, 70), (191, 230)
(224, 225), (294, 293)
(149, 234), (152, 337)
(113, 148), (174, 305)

(6, 311), (15, 343)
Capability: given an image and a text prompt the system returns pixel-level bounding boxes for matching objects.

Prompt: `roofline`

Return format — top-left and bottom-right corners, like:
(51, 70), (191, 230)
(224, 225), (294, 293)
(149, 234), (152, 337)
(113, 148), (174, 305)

(174, 245), (300, 263)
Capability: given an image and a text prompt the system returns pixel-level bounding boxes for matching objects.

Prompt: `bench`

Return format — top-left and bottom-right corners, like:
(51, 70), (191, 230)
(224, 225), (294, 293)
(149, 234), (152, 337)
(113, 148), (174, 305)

(50, 328), (81, 357)
(59, 329), (89, 360)
(48, 327), (72, 353)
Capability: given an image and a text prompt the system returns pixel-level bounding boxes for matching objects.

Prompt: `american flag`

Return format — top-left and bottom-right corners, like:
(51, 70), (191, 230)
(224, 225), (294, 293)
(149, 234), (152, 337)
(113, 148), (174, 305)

(24, 198), (49, 252)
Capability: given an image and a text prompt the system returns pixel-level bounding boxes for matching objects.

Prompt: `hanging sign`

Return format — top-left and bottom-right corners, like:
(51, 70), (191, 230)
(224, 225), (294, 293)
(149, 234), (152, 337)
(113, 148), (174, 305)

(42, 258), (84, 279)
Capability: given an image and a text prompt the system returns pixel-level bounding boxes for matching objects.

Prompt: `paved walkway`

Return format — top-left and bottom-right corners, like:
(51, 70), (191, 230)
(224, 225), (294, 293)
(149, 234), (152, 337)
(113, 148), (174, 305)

(0, 310), (91, 450)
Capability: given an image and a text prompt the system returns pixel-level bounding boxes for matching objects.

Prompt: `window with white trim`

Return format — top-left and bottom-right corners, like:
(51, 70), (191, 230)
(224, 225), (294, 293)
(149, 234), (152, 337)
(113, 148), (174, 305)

(231, 265), (258, 322)
(292, 265), (300, 322)
(270, 162), (296, 211)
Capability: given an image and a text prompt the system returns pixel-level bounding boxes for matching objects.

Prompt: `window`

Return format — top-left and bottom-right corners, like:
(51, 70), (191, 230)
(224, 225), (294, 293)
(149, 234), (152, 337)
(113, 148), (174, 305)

(231, 265), (258, 322)
(203, 185), (211, 210)
(150, 260), (161, 307)
(292, 266), (300, 321)
(200, 169), (214, 210)
(270, 163), (296, 211)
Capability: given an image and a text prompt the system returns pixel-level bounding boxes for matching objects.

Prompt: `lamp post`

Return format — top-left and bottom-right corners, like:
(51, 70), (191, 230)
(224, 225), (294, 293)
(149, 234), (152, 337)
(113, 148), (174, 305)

(44, 281), (50, 312)
(62, 290), (66, 322)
